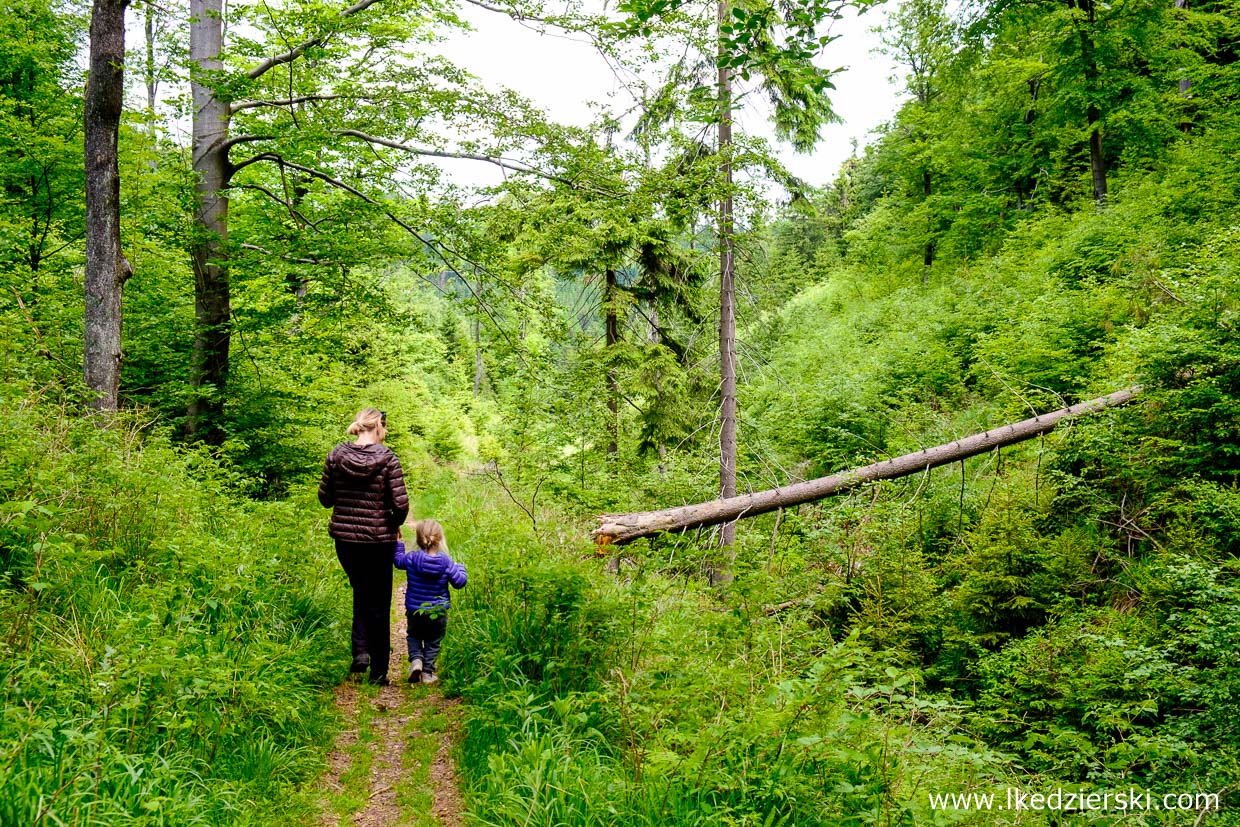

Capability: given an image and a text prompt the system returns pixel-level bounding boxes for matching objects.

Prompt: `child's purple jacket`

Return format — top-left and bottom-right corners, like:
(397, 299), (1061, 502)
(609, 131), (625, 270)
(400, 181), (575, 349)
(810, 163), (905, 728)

(394, 540), (467, 611)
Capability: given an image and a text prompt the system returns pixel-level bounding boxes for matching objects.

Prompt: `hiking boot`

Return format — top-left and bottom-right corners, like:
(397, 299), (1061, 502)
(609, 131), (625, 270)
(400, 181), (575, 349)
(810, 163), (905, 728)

(420, 672), (438, 685)
(350, 653), (370, 680)
(368, 673), (390, 687)
(407, 658), (423, 684)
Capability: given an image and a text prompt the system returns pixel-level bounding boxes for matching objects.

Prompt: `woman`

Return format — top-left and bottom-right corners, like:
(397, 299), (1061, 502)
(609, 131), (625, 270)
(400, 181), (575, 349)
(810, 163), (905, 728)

(318, 407), (409, 685)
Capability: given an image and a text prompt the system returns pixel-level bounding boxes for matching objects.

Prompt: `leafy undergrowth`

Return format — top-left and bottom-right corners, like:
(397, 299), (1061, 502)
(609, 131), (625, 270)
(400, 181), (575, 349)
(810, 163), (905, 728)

(422, 476), (1012, 826)
(0, 392), (346, 826)
(411, 463), (1237, 826)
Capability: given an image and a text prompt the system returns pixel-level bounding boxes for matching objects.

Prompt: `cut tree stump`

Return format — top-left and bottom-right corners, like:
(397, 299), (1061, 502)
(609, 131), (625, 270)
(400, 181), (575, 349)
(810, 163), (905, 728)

(594, 387), (1140, 546)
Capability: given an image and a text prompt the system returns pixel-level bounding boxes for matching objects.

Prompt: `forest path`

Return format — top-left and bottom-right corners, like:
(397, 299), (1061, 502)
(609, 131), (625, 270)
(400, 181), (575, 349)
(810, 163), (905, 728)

(315, 581), (466, 827)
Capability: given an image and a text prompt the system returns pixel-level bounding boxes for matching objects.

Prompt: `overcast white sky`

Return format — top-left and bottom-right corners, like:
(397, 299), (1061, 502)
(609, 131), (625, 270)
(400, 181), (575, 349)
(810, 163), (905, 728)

(434, 2), (904, 190)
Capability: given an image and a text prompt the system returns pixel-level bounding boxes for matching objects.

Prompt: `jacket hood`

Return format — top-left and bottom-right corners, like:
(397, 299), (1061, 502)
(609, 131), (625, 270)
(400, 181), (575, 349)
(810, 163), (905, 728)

(331, 443), (394, 481)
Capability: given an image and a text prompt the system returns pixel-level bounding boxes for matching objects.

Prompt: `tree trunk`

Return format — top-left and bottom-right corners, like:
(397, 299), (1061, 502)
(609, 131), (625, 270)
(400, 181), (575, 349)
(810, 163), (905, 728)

(188, 0), (232, 439)
(1175, 0), (1190, 95)
(83, 0), (131, 413)
(144, 3), (157, 115)
(605, 267), (620, 456)
(473, 317), (484, 398)
(1174, 0), (1192, 131)
(651, 306), (667, 478)
(1075, 0), (1107, 204)
(714, 0), (738, 582)
(595, 387), (1140, 546)
(922, 169), (933, 280)
(1086, 104), (1106, 204)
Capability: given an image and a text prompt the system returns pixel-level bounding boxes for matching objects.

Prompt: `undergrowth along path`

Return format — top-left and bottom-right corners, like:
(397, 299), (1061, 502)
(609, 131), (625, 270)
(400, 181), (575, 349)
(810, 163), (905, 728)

(316, 582), (466, 827)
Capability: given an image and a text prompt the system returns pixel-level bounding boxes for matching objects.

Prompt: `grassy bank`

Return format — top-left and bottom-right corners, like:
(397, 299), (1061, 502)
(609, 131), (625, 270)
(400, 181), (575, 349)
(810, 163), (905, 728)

(0, 390), (349, 826)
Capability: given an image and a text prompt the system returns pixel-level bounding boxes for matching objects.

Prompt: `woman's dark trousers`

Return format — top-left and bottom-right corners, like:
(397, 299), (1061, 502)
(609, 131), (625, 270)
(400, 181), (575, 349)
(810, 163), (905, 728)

(335, 540), (394, 682)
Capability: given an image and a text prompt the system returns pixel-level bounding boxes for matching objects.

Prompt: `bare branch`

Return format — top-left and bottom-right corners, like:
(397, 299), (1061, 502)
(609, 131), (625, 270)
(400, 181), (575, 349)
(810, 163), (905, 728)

(238, 242), (325, 265)
(483, 461), (542, 534)
(230, 93), (345, 113)
(230, 151), (281, 175)
(231, 182), (314, 227)
(221, 133), (275, 153)
(335, 129), (571, 183)
(238, 152), (521, 352)
(460, 0), (554, 21)
(246, 0), (387, 81)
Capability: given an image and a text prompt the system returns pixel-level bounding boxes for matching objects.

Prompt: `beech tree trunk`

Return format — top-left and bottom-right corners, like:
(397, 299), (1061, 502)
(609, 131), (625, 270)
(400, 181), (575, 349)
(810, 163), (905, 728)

(595, 387), (1139, 546)
(187, 0), (232, 439)
(144, 4), (157, 115)
(83, 0), (131, 412)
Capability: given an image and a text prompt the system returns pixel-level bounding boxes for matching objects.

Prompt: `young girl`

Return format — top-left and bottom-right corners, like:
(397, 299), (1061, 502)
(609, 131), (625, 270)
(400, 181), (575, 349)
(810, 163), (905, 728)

(394, 519), (467, 684)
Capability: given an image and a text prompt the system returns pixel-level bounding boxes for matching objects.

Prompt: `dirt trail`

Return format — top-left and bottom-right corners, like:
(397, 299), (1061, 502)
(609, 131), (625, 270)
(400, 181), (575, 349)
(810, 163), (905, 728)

(318, 583), (465, 827)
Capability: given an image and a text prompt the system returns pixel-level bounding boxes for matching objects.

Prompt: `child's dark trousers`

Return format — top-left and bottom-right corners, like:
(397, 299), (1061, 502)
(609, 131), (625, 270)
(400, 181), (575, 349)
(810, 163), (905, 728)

(406, 609), (449, 674)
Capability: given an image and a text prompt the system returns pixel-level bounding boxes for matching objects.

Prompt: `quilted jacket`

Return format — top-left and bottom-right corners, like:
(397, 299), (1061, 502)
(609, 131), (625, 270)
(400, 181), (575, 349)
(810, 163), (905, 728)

(318, 443), (409, 543)
(394, 540), (468, 611)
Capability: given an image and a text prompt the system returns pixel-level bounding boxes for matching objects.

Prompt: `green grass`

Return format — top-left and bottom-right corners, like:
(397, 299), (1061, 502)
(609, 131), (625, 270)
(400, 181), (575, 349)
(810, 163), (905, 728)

(0, 400), (348, 826)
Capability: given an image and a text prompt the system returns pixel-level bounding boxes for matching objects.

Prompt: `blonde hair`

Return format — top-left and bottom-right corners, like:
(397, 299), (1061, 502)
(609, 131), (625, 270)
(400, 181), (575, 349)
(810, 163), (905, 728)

(415, 519), (448, 555)
(347, 407), (387, 441)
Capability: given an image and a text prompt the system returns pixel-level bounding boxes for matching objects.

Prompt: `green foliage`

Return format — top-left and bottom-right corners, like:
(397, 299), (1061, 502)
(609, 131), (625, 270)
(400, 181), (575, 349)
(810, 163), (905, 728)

(972, 558), (1240, 802)
(0, 394), (346, 825)
(0, 0), (84, 278)
(3, 0), (1240, 818)
(414, 477), (1023, 826)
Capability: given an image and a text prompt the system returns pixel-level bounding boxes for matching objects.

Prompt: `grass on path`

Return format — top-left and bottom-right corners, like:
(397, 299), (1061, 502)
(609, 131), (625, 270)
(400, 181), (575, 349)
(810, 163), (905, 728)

(311, 582), (465, 827)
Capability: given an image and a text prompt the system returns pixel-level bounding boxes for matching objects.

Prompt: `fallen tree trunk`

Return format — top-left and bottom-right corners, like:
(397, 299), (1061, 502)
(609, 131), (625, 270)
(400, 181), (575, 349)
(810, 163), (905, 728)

(595, 387), (1140, 546)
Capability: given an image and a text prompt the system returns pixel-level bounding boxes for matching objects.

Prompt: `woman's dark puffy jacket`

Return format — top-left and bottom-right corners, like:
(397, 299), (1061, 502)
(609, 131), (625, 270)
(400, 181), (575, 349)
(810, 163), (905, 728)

(318, 443), (409, 543)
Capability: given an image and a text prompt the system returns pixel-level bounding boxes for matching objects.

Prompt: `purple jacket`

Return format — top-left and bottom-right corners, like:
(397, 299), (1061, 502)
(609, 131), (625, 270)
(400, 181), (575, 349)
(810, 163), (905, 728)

(395, 541), (467, 611)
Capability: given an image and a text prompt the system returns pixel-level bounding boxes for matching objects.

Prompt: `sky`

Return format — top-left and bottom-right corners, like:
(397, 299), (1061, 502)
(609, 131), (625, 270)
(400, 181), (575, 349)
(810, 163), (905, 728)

(433, 2), (905, 190)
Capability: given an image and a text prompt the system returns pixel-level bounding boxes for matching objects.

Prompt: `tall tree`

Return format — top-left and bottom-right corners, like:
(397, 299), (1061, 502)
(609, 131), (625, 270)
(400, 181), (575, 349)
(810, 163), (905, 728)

(186, 0), (236, 436)
(496, 140), (703, 466)
(179, 0), (575, 439)
(963, 0), (1173, 206)
(716, 0), (738, 552)
(881, 0), (953, 275)
(83, 0), (131, 411)
(1070, 0), (1107, 203)
(612, 0), (860, 580)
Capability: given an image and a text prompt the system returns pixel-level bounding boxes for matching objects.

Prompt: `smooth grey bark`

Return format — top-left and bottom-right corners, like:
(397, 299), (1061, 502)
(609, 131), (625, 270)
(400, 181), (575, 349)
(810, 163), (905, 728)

(595, 388), (1140, 546)
(144, 3), (156, 114)
(184, 0), (393, 439)
(1175, 0), (1190, 93)
(187, 0), (231, 438)
(83, 0), (132, 412)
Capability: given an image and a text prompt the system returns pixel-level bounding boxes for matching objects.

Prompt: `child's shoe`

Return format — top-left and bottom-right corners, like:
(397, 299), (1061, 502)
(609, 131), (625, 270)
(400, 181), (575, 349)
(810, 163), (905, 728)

(420, 672), (438, 685)
(407, 658), (423, 684)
